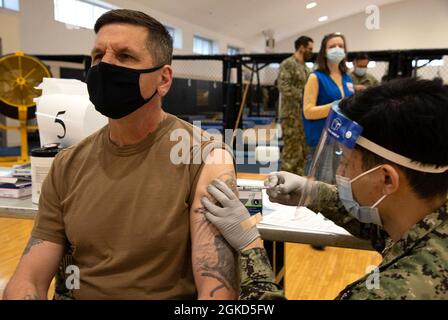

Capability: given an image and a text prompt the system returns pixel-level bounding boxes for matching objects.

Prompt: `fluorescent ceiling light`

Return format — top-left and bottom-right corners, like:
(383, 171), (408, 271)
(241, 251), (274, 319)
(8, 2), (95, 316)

(318, 16), (328, 22)
(306, 2), (317, 9)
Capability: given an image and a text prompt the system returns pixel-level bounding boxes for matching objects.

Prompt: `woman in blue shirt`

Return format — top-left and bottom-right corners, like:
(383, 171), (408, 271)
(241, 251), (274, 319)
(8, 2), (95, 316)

(302, 33), (354, 175)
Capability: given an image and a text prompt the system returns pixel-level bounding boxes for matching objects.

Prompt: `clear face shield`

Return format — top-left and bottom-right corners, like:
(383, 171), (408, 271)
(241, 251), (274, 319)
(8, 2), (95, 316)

(297, 102), (363, 213)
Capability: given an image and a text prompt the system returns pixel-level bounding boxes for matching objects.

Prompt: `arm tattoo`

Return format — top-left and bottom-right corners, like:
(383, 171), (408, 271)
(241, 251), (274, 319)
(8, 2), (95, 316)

(217, 171), (238, 196)
(193, 210), (238, 297)
(192, 170), (239, 297)
(23, 237), (44, 256)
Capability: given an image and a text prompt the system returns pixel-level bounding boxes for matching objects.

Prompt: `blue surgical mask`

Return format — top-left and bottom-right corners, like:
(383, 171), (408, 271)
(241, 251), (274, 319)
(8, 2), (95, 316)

(327, 47), (346, 64)
(354, 67), (367, 77)
(336, 166), (387, 226)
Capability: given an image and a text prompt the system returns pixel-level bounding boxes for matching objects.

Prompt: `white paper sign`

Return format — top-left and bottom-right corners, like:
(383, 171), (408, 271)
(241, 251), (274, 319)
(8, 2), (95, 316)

(34, 78), (108, 148)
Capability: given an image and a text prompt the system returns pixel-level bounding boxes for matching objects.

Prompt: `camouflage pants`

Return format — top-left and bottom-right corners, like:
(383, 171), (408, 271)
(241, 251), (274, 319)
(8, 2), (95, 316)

(280, 114), (308, 176)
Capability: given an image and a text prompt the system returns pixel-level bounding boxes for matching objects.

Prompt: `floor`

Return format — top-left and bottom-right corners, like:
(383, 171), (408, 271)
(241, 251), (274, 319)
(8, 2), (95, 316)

(285, 243), (381, 299)
(0, 217), (33, 298)
(0, 216), (381, 300)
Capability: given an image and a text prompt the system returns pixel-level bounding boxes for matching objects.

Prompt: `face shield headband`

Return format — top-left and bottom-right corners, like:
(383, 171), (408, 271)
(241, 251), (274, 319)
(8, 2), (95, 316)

(326, 102), (448, 175)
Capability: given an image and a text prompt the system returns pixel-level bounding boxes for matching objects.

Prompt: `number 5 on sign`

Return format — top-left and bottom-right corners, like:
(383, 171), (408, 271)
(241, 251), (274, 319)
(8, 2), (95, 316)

(35, 79), (107, 148)
(55, 111), (67, 139)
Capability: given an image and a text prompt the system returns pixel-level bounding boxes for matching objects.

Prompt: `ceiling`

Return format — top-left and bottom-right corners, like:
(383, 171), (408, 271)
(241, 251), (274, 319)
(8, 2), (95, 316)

(131, 0), (405, 45)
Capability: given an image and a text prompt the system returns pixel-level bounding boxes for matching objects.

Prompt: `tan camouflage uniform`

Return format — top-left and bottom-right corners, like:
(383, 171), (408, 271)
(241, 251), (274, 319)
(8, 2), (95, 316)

(350, 72), (379, 88)
(239, 182), (448, 300)
(278, 56), (311, 176)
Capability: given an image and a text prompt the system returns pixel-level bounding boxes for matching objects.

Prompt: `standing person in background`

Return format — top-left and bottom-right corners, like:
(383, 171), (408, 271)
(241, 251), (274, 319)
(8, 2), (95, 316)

(277, 36), (313, 176)
(303, 33), (354, 175)
(351, 52), (379, 92)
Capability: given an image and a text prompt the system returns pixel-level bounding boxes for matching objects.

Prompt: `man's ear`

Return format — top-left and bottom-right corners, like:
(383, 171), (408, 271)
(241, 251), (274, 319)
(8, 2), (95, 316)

(157, 65), (173, 97)
(381, 165), (400, 195)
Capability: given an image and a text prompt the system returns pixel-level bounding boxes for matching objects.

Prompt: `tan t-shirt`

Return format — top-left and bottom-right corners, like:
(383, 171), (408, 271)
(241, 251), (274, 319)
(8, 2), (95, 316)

(32, 114), (220, 300)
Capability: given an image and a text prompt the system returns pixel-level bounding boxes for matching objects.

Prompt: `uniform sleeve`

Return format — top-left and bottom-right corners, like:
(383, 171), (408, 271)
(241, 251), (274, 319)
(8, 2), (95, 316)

(277, 61), (303, 100)
(337, 273), (407, 300)
(308, 182), (385, 246)
(239, 248), (286, 300)
(31, 153), (68, 246)
(349, 72), (358, 85)
(369, 74), (379, 86)
(303, 74), (333, 120)
(338, 251), (447, 300)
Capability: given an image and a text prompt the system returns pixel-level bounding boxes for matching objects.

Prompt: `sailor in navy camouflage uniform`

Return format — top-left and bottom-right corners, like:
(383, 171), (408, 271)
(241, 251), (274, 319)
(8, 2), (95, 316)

(202, 78), (448, 300)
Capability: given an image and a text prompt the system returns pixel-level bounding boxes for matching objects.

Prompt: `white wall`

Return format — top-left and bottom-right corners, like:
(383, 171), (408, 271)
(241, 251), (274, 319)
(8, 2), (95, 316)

(18, 0), (255, 56)
(0, 9), (22, 147)
(277, 0), (448, 52)
(0, 8), (21, 55)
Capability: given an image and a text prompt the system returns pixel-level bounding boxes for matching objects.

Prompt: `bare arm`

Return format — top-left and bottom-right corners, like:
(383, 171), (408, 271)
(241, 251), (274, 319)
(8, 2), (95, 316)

(190, 148), (238, 300)
(3, 237), (64, 300)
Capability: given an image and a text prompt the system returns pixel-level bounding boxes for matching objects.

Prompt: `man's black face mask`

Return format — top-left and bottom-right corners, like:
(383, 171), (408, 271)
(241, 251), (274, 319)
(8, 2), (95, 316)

(86, 62), (163, 120)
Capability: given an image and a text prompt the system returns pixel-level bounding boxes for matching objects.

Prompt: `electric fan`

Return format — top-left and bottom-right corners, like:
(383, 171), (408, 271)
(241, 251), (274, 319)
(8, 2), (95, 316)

(0, 52), (51, 165)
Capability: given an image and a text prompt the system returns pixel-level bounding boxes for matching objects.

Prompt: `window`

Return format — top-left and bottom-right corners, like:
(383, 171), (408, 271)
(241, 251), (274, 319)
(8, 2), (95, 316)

(165, 26), (175, 39)
(306, 62), (315, 69)
(164, 25), (182, 49)
(0, 0), (20, 11)
(53, 0), (115, 30)
(193, 35), (214, 55)
(227, 46), (241, 55)
(412, 59), (444, 68)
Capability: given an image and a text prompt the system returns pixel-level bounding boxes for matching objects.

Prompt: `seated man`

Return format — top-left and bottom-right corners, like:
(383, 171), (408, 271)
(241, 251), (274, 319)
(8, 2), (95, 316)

(202, 78), (448, 300)
(4, 9), (237, 300)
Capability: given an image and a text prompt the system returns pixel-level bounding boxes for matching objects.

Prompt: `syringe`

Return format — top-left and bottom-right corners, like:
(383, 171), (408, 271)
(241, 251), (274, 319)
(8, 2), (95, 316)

(237, 186), (268, 191)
